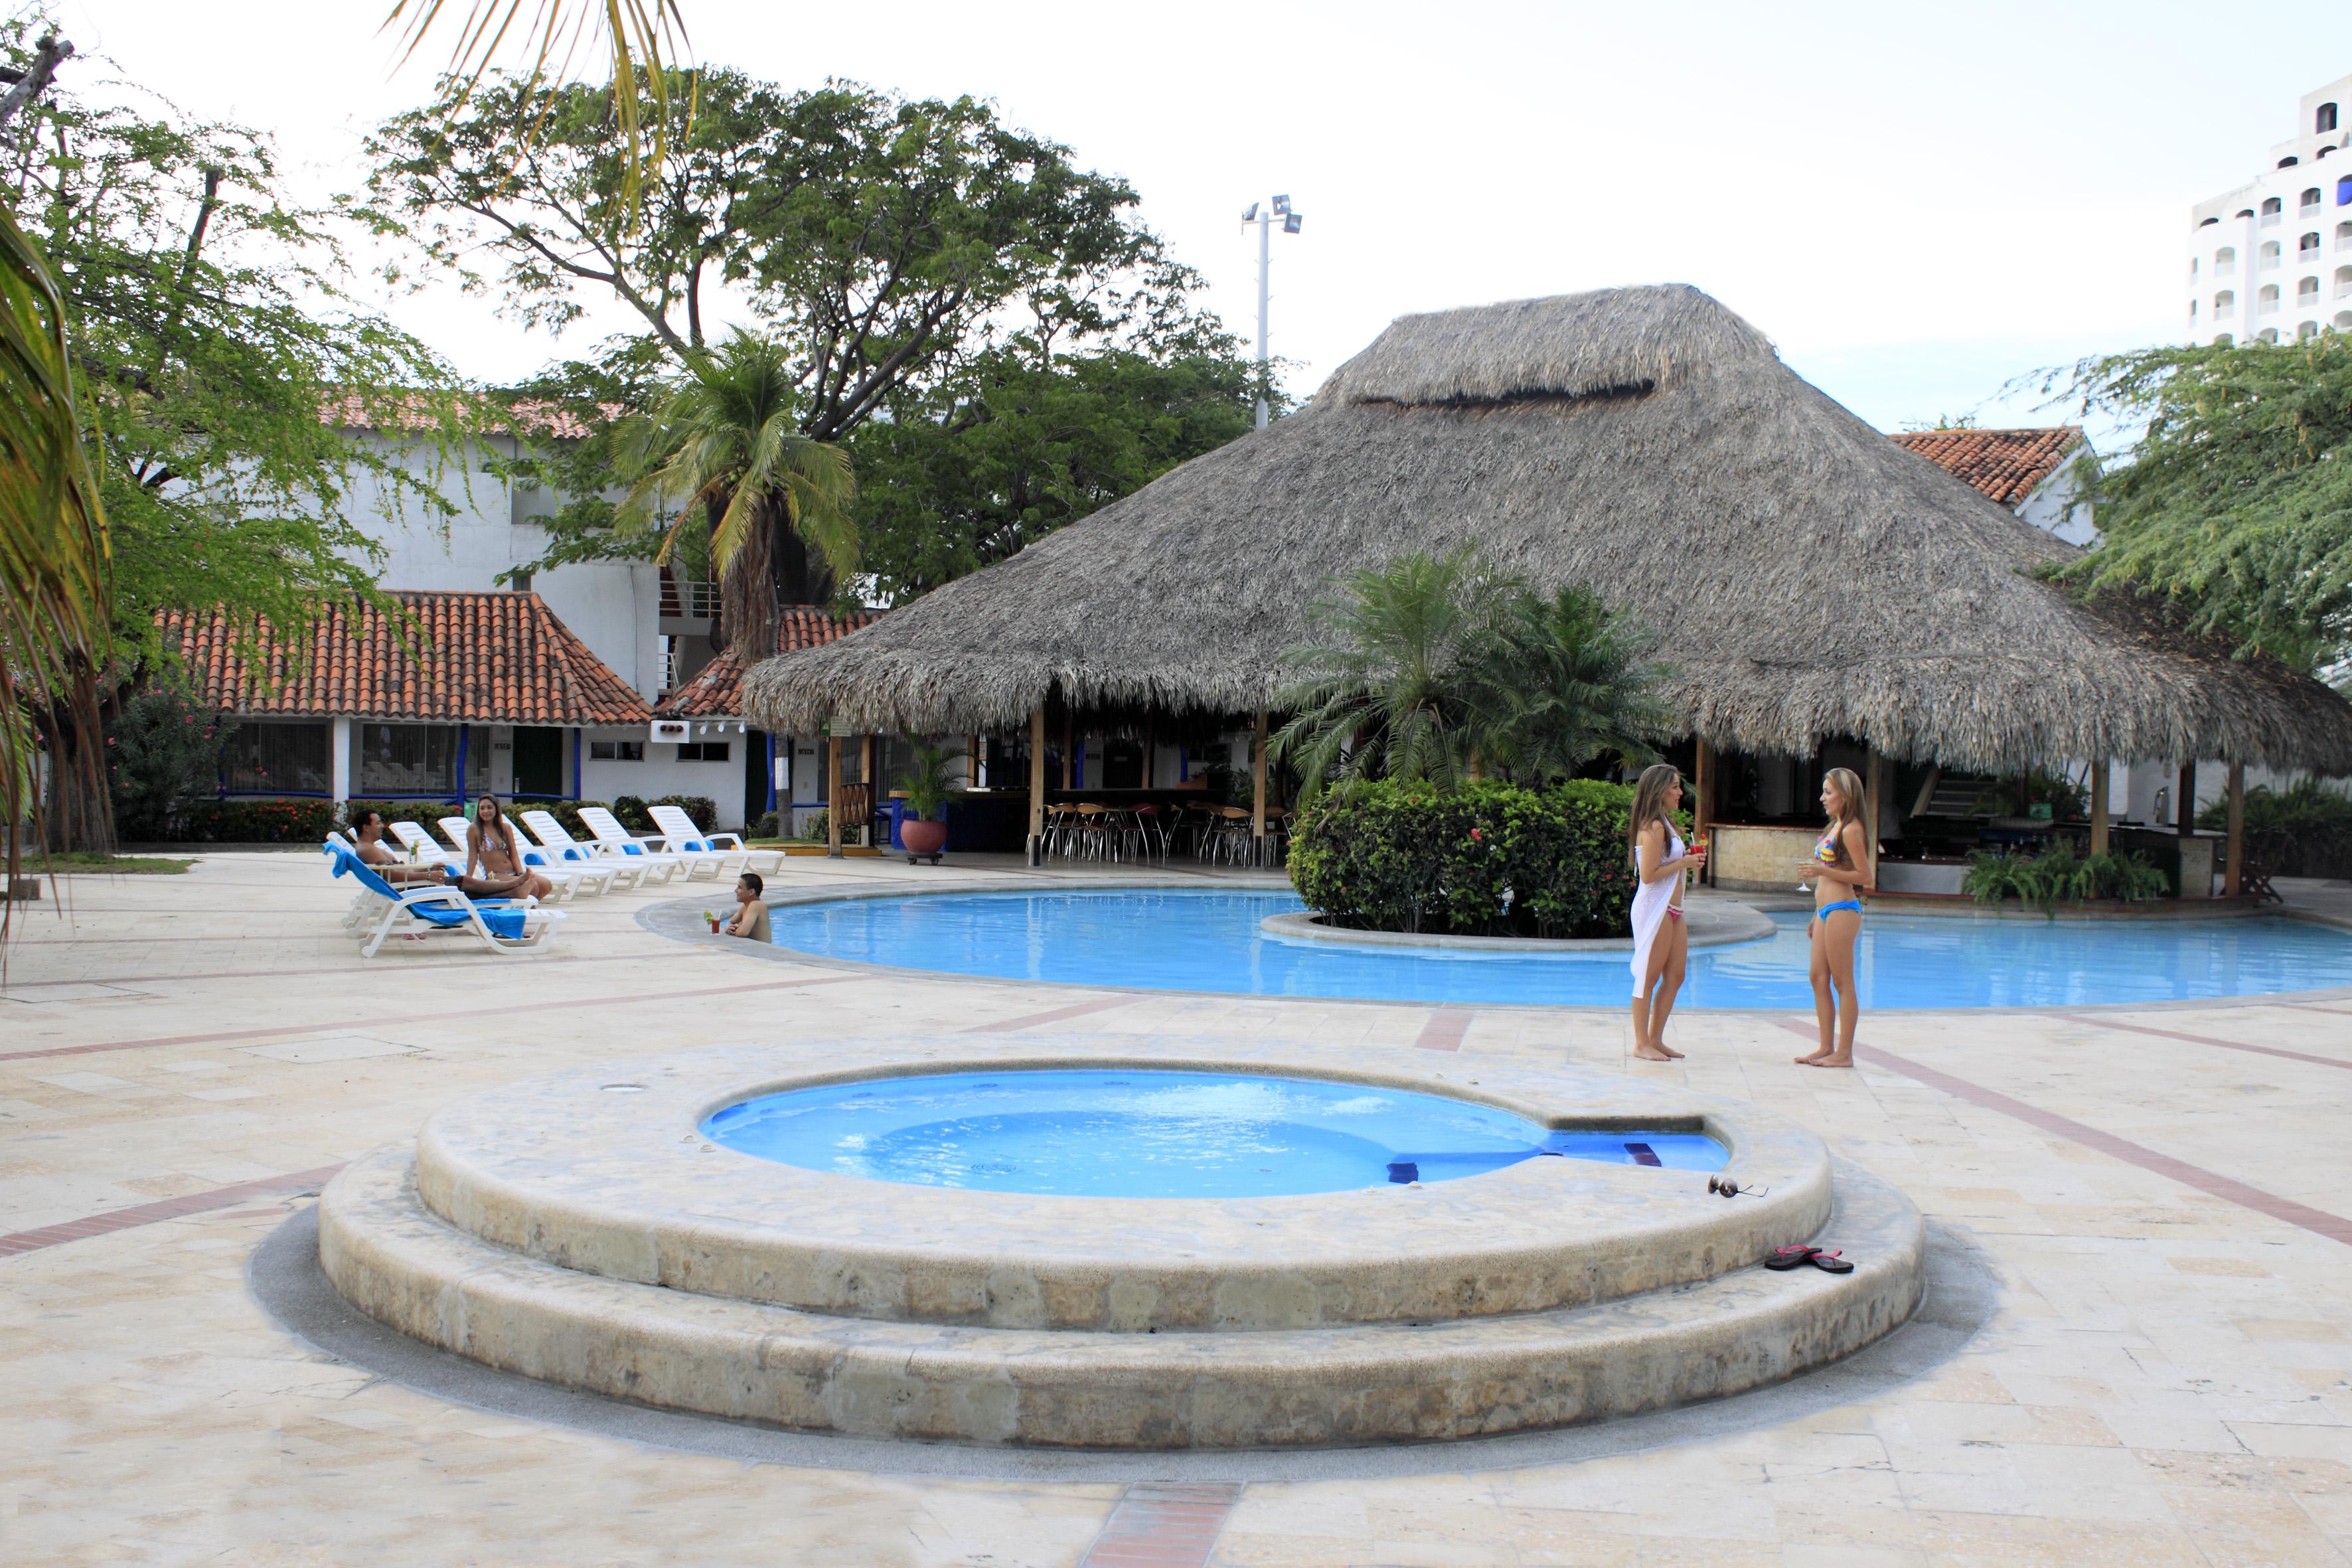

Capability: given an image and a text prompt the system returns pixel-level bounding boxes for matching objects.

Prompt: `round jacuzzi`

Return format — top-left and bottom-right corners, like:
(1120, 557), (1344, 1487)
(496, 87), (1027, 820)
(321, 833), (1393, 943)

(701, 1067), (1728, 1197)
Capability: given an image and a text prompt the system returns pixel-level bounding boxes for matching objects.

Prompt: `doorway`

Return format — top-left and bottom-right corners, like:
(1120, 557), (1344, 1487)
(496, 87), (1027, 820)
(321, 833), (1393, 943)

(512, 726), (564, 798)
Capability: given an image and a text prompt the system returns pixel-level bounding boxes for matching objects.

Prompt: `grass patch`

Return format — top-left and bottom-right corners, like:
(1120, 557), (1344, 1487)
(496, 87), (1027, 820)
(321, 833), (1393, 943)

(16, 852), (196, 875)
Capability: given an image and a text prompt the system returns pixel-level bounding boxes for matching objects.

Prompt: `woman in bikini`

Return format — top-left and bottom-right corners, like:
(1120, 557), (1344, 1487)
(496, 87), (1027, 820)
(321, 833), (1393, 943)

(464, 794), (553, 901)
(1628, 763), (1707, 1062)
(1796, 767), (1872, 1069)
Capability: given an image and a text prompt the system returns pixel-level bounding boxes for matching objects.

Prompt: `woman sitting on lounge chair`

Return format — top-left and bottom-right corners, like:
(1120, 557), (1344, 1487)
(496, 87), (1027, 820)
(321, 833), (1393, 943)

(350, 809), (528, 898)
(464, 795), (554, 900)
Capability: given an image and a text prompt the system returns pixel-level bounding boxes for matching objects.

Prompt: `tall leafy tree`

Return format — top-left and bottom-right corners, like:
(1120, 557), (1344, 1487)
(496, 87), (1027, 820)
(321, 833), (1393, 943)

(847, 345), (1271, 602)
(2035, 336), (2352, 672)
(365, 66), (1261, 605)
(4, 19), (465, 846)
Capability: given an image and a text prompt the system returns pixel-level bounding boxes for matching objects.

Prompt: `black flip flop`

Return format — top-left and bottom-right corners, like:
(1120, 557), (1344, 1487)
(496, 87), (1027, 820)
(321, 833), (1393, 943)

(1808, 1249), (1855, 1274)
(1764, 1246), (1820, 1271)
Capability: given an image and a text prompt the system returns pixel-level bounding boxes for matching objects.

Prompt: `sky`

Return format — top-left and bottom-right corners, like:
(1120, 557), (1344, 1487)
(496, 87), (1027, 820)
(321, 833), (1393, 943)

(33, 0), (2352, 437)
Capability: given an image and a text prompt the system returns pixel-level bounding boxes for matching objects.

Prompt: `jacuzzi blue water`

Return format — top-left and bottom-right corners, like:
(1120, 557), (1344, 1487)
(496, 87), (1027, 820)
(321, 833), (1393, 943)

(765, 888), (2352, 1008)
(702, 1068), (1727, 1196)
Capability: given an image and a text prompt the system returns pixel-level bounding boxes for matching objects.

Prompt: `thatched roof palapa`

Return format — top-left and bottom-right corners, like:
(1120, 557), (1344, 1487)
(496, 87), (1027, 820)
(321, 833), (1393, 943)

(745, 285), (2352, 773)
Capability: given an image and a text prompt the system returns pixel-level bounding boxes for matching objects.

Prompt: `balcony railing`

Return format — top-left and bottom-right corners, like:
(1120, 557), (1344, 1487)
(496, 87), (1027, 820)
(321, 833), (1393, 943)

(659, 577), (720, 620)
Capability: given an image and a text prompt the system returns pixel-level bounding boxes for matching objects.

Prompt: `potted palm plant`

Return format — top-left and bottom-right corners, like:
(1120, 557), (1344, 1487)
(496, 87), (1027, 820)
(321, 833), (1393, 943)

(898, 742), (959, 864)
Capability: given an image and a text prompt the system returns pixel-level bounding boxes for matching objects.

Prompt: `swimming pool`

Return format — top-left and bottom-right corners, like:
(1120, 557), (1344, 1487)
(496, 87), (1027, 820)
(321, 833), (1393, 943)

(765, 888), (2352, 1008)
(701, 1067), (1726, 1196)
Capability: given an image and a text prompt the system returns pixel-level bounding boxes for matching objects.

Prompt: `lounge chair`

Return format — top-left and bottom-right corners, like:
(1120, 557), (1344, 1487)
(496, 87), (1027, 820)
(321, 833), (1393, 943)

(574, 806), (693, 882)
(324, 840), (564, 957)
(432, 815), (609, 900)
(647, 804), (782, 874)
(518, 809), (665, 888)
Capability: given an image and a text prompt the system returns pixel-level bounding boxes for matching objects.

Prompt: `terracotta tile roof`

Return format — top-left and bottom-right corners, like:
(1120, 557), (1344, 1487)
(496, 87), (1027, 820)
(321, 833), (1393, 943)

(161, 591), (651, 725)
(653, 608), (884, 720)
(1889, 427), (2085, 509)
(319, 393), (625, 441)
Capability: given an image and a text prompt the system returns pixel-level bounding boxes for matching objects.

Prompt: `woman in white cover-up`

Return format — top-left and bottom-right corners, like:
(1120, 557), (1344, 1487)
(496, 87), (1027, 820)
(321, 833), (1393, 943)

(1626, 763), (1706, 1061)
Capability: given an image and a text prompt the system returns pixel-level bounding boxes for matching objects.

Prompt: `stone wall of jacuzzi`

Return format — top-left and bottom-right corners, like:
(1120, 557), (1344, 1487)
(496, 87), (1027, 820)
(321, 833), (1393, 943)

(317, 1035), (1927, 1449)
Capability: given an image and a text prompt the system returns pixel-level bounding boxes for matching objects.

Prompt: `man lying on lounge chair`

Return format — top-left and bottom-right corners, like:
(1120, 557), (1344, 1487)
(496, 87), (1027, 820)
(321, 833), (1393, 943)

(351, 810), (532, 898)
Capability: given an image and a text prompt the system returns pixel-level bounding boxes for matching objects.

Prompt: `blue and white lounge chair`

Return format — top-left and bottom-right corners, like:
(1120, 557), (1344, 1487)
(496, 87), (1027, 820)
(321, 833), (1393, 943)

(325, 840), (565, 957)
(428, 815), (606, 900)
(648, 803), (781, 874)
(518, 810), (659, 890)
(575, 806), (692, 882)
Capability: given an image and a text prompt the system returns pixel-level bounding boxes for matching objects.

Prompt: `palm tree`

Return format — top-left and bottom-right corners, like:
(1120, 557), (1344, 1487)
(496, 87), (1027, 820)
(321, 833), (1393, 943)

(1, 200), (112, 909)
(1464, 584), (1672, 783)
(619, 329), (858, 660)
(1270, 549), (1518, 795)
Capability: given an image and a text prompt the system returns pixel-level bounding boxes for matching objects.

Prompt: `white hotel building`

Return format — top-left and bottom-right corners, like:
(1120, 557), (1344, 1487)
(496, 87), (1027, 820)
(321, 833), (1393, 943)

(2189, 73), (2352, 344)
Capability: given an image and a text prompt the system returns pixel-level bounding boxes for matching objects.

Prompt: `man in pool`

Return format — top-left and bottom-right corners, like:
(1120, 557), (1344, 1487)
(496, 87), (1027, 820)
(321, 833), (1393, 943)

(724, 872), (770, 941)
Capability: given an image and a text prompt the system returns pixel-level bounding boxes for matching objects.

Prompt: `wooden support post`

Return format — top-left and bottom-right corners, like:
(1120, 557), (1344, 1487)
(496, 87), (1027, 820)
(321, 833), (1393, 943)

(1026, 706), (1047, 866)
(2177, 760), (2197, 836)
(2088, 762), (2110, 857)
(1864, 749), (1886, 886)
(825, 734), (842, 858)
(2225, 759), (2245, 898)
(1693, 739), (1715, 887)
(1251, 709), (1269, 866)
(860, 734), (876, 847)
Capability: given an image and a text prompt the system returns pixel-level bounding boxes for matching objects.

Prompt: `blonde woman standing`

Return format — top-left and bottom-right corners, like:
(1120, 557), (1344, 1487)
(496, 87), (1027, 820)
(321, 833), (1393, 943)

(1627, 763), (1707, 1062)
(1796, 767), (1872, 1068)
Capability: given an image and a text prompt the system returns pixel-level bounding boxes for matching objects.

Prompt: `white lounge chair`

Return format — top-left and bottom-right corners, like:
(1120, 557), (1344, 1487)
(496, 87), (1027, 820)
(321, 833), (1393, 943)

(648, 803), (781, 874)
(575, 806), (693, 882)
(518, 809), (664, 888)
(433, 815), (608, 900)
(325, 841), (565, 957)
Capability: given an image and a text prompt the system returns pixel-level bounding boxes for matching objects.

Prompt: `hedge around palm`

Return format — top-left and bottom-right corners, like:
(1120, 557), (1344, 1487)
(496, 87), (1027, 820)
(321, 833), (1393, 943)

(1288, 779), (1676, 939)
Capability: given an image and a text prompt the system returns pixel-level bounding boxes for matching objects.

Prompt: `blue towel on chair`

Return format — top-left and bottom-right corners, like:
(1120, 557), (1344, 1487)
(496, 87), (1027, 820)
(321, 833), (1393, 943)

(327, 843), (528, 939)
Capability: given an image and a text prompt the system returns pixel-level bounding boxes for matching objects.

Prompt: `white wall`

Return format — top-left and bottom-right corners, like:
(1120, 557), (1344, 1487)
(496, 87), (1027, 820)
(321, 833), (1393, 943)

(2016, 462), (2096, 547)
(343, 430), (664, 702)
(578, 725), (748, 828)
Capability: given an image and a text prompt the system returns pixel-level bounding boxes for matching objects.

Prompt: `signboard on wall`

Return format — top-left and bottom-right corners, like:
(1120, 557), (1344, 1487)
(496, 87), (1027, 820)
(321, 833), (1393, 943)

(649, 720), (690, 744)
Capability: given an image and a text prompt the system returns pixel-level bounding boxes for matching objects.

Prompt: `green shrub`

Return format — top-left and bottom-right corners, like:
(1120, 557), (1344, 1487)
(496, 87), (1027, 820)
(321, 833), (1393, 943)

(798, 809), (830, 844)
(1964, 843), (2169, 913)
(2197, 779), (2352, 878)
(106, 684), (237, 839)
(1288, 777), (1667, 938)
(747, 811), (780, 840)
(175, 798), (338, 843)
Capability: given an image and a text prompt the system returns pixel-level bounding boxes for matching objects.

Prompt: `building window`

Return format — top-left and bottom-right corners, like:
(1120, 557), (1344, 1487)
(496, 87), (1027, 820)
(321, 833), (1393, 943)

(2189, 299), (2199, 319)
(358, 724), (457, 795)
(2258, 327), (2280, 343)
(224, 720), (331, 795)
(2279, 157), (2300, 170)
(2302, 232), (2322, 260)
(2215, 290), (2234, 315)
(2190, 257), (2200, 282)
(2215, 246), (2236, 275)
(2298, 320), (2320, 340)
(2300, 277), (2321, 305)
(2259, 284), (2281, 313)
(588, 739), (645, 761)
(2215, 332), (2234, 346)
(2260, 241), (2282, 269)
(2262, 198), (2284, 224)
(2339, 222), (2352, 248)
(2340, 177), (2352, 206)
(2336, 265), (2352, 298)
(677, 741), (732, 763)
(2321, 102), (2340, 134)
(2337, 311), (2352, 331)
(2303, 187), (2325, 216)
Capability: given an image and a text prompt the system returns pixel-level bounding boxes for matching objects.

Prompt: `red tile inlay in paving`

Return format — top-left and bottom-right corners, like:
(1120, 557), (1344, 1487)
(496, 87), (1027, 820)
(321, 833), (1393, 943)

(0, 1166), (345, 1257)
(2059, 1012), (2352, 1071)
(963, 996), (1135, 1033)
(1079, 1482), (1243, 1568)
(1773, 1021), (2352, 1247)
(1413, 1008), (1472, 1052)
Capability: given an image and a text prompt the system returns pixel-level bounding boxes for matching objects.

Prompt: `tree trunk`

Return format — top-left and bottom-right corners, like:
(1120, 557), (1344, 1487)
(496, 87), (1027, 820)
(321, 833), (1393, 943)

(39, 666), (114, 854)
(720, 497), (779, 665)
(774, 520), (831, 607)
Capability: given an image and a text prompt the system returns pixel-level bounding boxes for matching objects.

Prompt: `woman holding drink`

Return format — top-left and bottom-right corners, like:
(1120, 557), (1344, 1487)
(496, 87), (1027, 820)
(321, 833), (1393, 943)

(1626, 763), (1707, 1061)
(1795, 767), (1872, 1068)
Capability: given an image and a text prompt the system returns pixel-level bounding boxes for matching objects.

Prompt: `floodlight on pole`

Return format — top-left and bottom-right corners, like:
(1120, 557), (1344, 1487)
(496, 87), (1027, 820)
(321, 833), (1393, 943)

(1241, 193), (1303, 431)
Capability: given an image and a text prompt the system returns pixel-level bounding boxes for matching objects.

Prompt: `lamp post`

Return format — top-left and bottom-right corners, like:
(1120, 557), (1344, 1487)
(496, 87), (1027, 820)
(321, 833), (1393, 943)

(1241, 194), (1302, 431)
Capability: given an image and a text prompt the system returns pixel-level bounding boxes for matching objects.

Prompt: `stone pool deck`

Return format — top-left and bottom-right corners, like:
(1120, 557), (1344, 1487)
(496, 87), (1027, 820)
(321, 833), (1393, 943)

(3, 850), (2352, 1563)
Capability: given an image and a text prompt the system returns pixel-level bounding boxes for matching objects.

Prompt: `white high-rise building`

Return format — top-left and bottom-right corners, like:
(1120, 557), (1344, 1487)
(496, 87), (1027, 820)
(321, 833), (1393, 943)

(2187, 74), (2352, 345)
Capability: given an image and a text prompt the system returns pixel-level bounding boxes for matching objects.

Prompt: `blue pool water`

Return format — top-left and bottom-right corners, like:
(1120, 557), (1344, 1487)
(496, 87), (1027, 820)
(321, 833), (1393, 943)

(702, 1068), (1725, 1196)
(767, 889), (2352, 1008)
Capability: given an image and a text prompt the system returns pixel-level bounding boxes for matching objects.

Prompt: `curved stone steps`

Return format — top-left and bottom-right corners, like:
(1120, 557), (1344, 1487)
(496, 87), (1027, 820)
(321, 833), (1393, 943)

(320, 1140), (1924, 1449)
